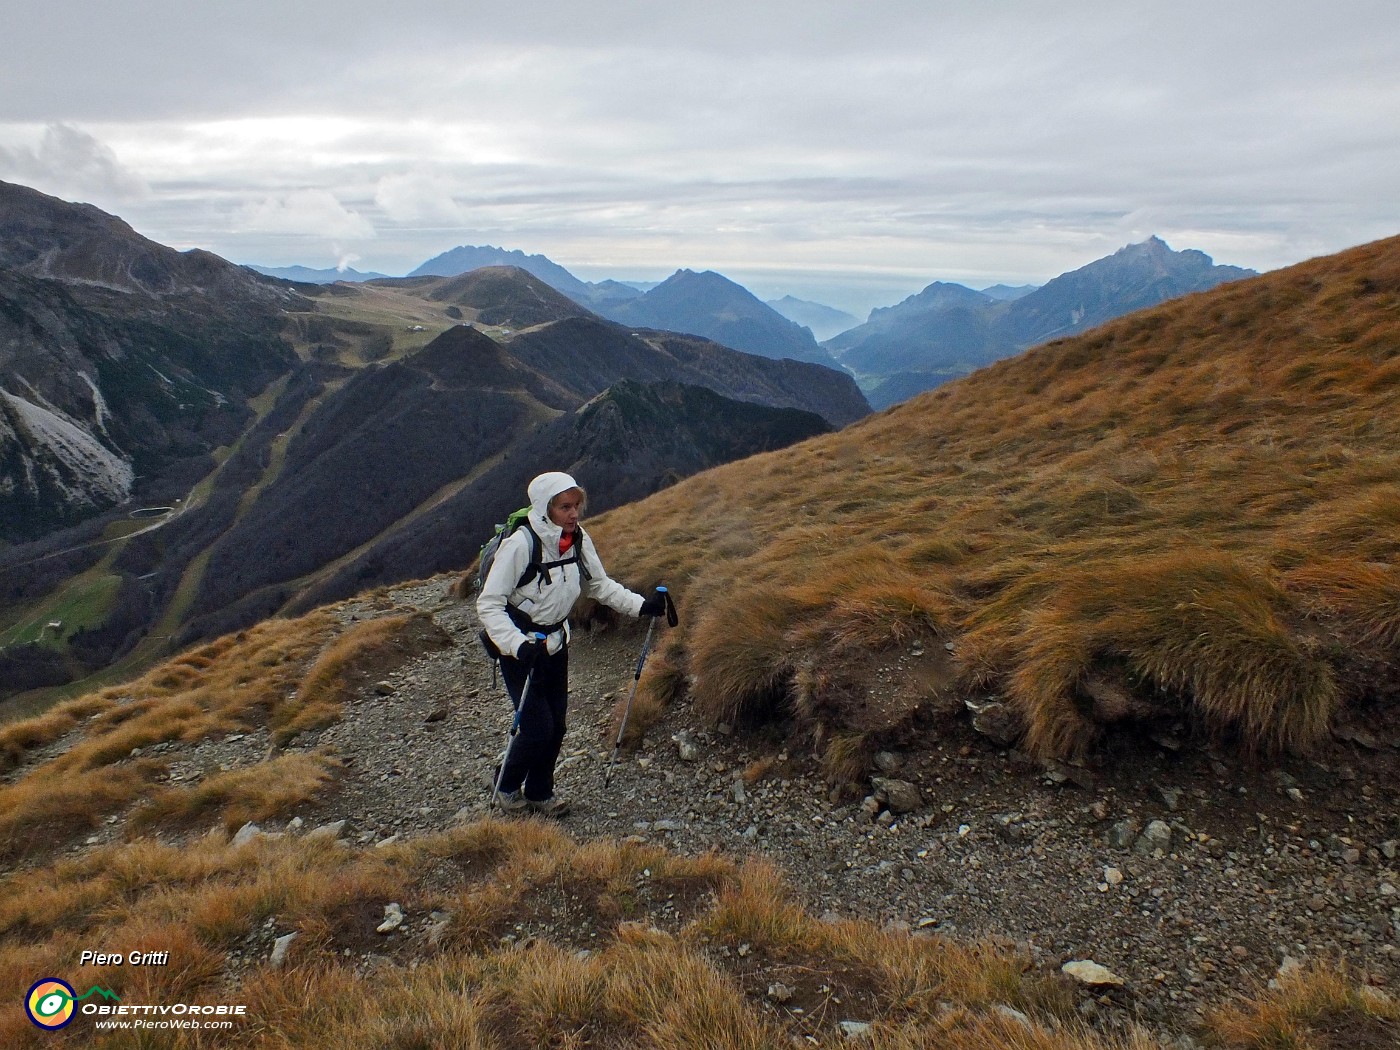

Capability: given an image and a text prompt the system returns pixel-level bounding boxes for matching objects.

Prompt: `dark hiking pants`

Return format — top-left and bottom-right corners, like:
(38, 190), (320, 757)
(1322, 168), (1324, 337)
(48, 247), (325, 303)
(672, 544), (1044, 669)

(498, 644), (569, 802)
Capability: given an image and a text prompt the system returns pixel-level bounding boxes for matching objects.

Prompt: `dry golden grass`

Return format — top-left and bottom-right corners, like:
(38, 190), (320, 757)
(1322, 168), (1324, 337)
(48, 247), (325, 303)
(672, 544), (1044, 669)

(1204, 961), (1399, 1048)
(271, 612), (432, 745)
(131, 751), (341, 833)
(0, 809), (1386, 1049)
(0, 611), (341, 862)
(585, 235), (1400, 760)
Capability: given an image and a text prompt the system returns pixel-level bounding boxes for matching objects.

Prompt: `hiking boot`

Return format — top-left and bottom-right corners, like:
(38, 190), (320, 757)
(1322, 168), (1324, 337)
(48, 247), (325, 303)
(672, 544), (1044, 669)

(495, 788), (528, 813)
(527, 796), (570, 819)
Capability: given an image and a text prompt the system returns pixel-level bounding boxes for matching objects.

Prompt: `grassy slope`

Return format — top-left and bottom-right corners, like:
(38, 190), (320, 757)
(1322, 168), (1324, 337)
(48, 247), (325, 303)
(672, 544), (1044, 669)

(587, 235), (1400, 764)
(2, 239), (1398, 1047)
(0, 599), (1392, 1049)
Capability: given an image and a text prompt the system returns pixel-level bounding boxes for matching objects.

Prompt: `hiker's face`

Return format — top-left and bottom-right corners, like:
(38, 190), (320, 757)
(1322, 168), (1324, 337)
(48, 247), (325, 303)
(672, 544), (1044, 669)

(549, 490), (583, 532)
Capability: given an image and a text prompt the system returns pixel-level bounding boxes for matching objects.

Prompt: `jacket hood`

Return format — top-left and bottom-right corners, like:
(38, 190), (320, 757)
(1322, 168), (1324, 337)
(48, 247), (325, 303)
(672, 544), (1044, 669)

(527, 471), (581, 528)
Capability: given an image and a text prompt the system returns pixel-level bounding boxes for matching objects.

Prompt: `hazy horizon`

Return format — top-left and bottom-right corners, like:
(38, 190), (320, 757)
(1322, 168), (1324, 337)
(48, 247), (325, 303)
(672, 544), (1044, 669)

(4, 1), (1397, 316)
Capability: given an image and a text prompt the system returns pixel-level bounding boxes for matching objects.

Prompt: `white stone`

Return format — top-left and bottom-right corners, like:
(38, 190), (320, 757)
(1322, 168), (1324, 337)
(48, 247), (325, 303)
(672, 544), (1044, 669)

(377, 903), (404, 934)
(1062, 960), (1125, 987)
(270, 933), (297, 969)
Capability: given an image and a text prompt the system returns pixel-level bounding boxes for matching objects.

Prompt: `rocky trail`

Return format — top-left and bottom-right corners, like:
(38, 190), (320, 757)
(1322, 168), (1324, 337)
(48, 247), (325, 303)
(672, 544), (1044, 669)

(133, 576), (1400, 1038)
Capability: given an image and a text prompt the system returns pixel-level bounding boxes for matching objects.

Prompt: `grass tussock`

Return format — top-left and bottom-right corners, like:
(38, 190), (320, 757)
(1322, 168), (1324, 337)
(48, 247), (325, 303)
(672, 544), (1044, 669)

(1286, 559), (1400, 652)
(131, 750), (341, 833)
(0, 608), (451, 861)
(0, 813), (1386, 1049)
(0, 759), (167, 864)
(273, 611), (451, 745)
(1204, 960), (1399, 1048)
(984, 551), (1338, 759)
(586, 238), (1400, 759)
(611, 633), (688, 748)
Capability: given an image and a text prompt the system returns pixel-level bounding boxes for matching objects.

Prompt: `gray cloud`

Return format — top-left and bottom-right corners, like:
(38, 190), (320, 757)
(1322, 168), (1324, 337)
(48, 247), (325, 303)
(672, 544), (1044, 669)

(1, 1), (1397, 313)
(0, 124), (149, 205)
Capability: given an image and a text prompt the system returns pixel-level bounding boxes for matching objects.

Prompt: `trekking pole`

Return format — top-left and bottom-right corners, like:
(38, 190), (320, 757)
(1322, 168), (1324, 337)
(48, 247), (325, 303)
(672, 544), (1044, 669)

(605, 587), (676, 786)
(490, 632), (545, 810)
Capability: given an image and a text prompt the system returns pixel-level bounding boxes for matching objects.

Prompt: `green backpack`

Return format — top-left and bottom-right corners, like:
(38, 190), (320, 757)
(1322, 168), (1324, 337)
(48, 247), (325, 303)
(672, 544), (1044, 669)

(476, 508), (590, 592)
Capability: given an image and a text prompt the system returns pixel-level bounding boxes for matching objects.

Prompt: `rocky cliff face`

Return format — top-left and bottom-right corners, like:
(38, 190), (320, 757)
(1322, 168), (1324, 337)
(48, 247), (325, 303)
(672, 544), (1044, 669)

(0, 182), (302, 540)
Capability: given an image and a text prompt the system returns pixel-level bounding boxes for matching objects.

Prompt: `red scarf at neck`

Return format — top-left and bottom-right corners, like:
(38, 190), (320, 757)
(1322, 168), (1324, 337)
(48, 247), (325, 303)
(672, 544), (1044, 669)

(558, 530), (574, 555)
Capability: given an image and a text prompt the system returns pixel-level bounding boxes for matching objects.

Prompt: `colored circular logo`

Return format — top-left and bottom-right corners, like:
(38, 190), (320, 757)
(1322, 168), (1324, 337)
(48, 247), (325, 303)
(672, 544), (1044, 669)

(26, 978), (76, 1029)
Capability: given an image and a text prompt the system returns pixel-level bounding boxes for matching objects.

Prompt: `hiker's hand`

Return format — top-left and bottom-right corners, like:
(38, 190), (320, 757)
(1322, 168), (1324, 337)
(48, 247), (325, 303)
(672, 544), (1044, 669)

(639, 594), (666, 618)
(515, 638), (544, 664)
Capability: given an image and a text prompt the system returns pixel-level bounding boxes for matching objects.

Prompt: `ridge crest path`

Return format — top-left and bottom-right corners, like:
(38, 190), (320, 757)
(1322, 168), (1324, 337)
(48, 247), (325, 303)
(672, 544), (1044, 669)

(295, 576), (1399, 1031)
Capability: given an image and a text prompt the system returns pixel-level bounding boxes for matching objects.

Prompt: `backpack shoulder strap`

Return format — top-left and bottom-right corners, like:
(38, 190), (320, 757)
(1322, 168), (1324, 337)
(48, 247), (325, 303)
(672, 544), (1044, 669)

(516, 520), (545, 589)
(574, 525), (593, 582)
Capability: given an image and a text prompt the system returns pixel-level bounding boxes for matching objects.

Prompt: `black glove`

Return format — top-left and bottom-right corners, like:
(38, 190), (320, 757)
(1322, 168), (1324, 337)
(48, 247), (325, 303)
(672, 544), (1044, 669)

(515, 638), (544, 665)
(639, 594), (666, 618)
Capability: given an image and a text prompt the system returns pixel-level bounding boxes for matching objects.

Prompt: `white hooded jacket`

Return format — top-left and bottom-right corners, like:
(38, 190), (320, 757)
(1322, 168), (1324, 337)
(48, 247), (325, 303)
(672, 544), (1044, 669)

(477, 472), (644, 657)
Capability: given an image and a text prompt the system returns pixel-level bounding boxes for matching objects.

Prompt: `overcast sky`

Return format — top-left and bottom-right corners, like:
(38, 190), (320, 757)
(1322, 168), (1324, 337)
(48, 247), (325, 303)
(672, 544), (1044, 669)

(2, 1), (1397, 314)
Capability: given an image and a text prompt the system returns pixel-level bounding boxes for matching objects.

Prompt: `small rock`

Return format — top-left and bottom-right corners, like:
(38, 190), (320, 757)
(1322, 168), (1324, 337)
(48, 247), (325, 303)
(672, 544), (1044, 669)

(231, 822), (264, 847)
(838, 1020), (873, 1040)
(377, 903), (404, 934)
(965, 698), (1020, 747)
(1089, 801), (1110, 821)
(653, 819), (684, 832)
(1103, 866), (1124, 886)
(427, 920), (452, 945)
(767, 982), (794, 1003)
(1062, 960), (1126, 987)
(872, 777), (922, 814)
(269, 932), (297, 969)
(716, 722), (734, 736)
(873, 751), (901, 773)
(1157, 786), (1182, 811)
(731, 781), (746, 804)
(1134, 820), (1173, 856)
(374, 834), (400, 849)
(424, 708), (448, 723)
(1286, 787), (1305, 803)
(1380, 840), (1397, 860)
(993, 1005), (1033, 1029)
(306, 819), (347, 842)
(1107, 818), (1141, 849)
(374, 681), (397, 696)
(672, 731), (699, 762)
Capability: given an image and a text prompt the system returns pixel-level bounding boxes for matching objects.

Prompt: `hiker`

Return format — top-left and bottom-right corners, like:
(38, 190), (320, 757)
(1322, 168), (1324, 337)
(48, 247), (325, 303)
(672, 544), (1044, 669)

(477, 471), (668, 817)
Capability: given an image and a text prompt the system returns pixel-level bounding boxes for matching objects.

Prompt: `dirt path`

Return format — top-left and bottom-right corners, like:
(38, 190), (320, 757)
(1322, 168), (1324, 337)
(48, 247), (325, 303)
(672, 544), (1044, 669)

(280, 576), (1400, 1034)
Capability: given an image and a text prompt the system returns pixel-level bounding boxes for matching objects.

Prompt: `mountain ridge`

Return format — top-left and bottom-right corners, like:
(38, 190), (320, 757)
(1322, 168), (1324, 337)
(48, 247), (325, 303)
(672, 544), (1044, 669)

(595, 268), (841, 368)
(829, 236), (1257, 407)
(0, 187), (869, 705)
